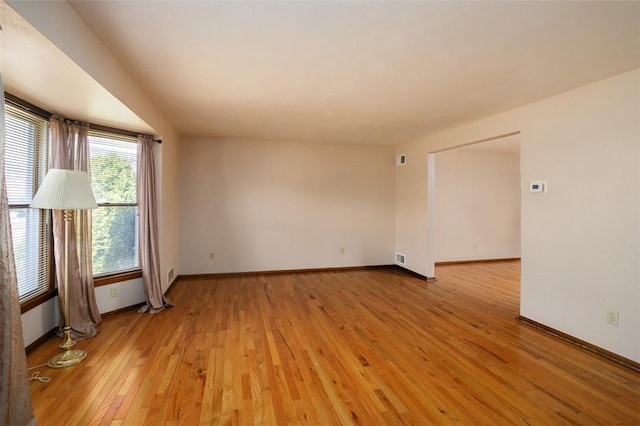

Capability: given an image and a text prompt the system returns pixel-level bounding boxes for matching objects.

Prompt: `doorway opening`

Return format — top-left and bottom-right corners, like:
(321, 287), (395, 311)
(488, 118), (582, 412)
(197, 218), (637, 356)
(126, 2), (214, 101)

(427, 133), (522, 308)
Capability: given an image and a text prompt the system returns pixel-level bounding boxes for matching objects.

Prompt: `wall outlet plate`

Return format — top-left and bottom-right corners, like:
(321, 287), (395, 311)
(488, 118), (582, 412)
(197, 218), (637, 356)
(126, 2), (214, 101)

(607, 310), (619, 326)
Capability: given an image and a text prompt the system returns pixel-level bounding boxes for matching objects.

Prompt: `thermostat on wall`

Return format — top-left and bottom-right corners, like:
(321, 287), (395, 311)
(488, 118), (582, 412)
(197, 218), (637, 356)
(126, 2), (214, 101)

(530, 181), (547, 193)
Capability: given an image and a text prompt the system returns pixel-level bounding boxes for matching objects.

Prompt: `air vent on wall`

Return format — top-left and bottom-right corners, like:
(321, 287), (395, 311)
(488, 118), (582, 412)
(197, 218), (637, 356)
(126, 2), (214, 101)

(396, 252), (406, 265)
(396, 154), (407, 165)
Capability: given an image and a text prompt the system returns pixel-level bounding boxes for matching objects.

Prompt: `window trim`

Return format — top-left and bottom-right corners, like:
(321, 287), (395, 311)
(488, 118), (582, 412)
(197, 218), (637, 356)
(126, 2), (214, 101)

(20, 288), (57, 314)
(94, 269), (143, 287)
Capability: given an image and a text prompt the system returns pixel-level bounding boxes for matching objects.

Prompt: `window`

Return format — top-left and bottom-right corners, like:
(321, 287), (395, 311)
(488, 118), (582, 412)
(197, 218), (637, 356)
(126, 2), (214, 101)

(5, 95), (142, 307)
(88, 131), (139, 276)
(4, 103), (51, 302)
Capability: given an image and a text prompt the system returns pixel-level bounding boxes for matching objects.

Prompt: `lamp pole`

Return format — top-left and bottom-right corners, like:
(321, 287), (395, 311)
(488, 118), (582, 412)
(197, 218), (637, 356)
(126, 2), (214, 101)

(47, 209), (87, 368)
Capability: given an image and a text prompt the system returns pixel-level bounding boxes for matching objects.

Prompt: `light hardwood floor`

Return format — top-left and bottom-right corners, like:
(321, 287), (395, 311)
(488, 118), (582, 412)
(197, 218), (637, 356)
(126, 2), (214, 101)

(27, 261), (640, 425)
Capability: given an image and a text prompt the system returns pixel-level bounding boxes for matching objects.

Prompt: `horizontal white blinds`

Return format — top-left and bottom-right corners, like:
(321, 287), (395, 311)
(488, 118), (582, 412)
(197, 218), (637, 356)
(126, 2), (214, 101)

(4, 103), (51, 301)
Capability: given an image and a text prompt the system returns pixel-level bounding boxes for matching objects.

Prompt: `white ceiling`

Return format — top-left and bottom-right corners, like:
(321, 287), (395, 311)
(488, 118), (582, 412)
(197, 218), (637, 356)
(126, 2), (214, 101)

(3, 1), (640, 146)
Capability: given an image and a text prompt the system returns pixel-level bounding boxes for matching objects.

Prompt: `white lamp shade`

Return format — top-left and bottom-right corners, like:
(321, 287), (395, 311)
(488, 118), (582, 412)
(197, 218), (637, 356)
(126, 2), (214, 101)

(30, 169), (98, 210)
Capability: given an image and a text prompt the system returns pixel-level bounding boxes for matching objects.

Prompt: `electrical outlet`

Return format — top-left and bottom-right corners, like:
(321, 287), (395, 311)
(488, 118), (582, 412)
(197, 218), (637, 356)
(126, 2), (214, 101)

(340, 247), (345, 255)
(110, 287), (119, 298)
(606, 310), (619, 326)
(209, 252), (215, 260)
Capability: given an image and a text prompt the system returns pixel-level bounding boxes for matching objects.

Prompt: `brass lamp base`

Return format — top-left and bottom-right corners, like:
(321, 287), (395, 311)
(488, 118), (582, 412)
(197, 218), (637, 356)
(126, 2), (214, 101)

(47, 349), (87, 369)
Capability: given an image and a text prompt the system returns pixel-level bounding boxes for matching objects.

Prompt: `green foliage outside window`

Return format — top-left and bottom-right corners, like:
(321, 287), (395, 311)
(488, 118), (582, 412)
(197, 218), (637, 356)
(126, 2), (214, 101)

(91, 153), (136, 203)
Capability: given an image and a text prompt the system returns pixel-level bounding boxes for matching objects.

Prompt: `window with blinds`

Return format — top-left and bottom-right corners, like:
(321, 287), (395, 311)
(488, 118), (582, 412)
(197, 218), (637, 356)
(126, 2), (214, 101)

(88, 131), (139, 276)
(4, 103), (51, 302)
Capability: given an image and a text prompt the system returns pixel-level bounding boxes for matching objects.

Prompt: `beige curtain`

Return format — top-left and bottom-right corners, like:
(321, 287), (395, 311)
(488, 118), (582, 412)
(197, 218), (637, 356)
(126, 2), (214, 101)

(0, 74), (36, 425)
(137, 135), (172, 313)
(50, 117), (101, 338)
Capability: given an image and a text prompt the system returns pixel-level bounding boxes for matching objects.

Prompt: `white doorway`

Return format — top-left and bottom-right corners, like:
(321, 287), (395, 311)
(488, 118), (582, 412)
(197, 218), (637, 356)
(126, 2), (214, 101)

(426, 133), (521, 269)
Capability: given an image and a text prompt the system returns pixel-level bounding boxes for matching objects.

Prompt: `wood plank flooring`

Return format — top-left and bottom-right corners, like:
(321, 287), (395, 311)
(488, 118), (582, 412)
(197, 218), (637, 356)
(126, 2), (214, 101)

(27, 261), (640, 424)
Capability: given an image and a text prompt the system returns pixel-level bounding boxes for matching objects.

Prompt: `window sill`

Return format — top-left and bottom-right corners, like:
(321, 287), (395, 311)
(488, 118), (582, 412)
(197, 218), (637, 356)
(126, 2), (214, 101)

(20, 288), (57, 314)
(94, 269), (143, 287)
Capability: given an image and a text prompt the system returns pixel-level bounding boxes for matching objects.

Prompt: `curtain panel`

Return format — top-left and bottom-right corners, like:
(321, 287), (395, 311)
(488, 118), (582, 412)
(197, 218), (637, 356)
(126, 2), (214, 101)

(50, 117), (101, 339)
(0, 73), (36, 425)
(137, 135), (172, 313)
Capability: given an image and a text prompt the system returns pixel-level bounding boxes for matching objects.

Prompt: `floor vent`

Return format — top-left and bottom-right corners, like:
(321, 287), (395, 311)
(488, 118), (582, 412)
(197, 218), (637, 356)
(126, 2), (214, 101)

(396, 252), (406, 265)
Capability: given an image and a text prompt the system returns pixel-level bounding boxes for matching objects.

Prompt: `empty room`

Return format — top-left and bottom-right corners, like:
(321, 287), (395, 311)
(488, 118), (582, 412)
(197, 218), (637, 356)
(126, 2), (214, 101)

(1, 1), (639, 425)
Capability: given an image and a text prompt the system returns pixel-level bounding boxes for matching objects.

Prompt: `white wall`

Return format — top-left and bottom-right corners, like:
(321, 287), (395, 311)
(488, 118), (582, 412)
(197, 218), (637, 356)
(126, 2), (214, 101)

(180, 138), (396, 274)
(396, 69), (640, 362)
(434, 148), (520, 262)
(94, 279), (146, 317)
(21, 298), (59, 348)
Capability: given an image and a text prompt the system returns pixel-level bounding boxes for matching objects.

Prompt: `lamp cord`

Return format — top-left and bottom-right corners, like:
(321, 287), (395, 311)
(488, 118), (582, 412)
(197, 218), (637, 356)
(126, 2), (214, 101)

(27, 364), (52, 383)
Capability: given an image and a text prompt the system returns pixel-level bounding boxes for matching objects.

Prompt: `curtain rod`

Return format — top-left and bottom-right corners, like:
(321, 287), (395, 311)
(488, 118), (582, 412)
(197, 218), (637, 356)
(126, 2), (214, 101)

(5, 93), (50, 120)
(5, 92), (160, 143)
